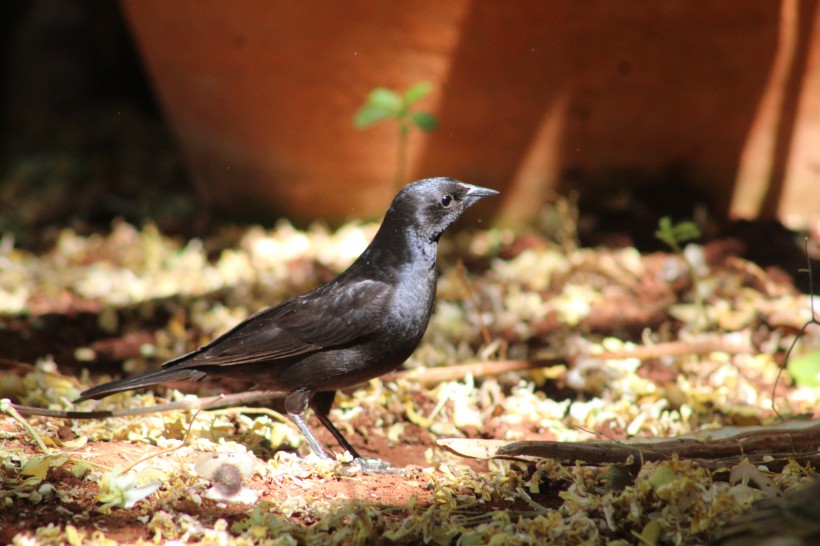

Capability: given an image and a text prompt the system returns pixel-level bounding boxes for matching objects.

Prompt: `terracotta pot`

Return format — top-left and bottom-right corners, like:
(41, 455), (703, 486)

(123, 1), (820, 227)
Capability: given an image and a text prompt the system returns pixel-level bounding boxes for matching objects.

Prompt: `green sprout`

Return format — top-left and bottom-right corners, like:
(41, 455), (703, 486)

(655, 216), (709, 332)
(354, 82), (439, 188)
(654, 217), (701, 254)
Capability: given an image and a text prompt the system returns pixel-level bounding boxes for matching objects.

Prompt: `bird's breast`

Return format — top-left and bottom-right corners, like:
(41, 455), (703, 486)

(385, 265), (436, 340)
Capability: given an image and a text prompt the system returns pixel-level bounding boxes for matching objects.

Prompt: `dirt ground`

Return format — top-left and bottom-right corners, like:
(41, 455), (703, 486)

(2, 214), (820, 545)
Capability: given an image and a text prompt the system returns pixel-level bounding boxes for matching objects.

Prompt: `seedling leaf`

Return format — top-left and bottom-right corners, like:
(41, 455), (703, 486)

(403, 81), (432, 104)
(787, 349), (820, 388)
(655, 216), (701, 248)
(365, 87), (402, 112)
(354, 105), (392, 129)
(411, 112), (439, 132)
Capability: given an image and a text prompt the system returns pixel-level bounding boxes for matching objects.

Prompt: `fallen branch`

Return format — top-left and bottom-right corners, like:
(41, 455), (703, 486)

(439, 419), (820, 471)
(381, 358), (564, 386)
(590, 338), (754, 361)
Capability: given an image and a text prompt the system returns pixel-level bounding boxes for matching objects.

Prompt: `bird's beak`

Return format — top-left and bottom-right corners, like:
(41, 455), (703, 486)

(461, 184), (499, 207)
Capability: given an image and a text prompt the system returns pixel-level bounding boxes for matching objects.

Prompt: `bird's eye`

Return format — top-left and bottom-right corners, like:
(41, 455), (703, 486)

(440, 195), (453, 208)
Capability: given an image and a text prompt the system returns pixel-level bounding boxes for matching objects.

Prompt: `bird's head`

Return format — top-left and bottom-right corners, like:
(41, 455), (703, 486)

(387, 177), (498, 242)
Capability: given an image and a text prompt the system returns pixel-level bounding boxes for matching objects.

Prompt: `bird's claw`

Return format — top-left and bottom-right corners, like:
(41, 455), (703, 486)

(344, 457), (403, 475)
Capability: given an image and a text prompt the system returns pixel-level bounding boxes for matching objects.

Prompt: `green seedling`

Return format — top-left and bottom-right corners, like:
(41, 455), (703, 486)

(654, 217), (701, 254)
(354, 82), (439, 188)
(655, 216), (708, 332)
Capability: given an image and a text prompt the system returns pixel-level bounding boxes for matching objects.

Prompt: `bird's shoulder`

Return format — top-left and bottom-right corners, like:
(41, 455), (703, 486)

(276, 273), (396, 334)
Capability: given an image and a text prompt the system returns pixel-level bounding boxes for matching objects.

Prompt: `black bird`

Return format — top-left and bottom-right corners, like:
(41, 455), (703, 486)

(77, 177), (497, 469)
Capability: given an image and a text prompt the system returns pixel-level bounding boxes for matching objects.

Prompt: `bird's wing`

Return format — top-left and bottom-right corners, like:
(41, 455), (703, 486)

(163, 278), (392, 369)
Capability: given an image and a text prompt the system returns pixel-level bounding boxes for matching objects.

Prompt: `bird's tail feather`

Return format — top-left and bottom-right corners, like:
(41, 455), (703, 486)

(75, 368), (207, 402)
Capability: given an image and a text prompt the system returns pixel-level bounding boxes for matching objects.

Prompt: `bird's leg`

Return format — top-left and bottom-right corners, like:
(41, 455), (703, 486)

(284, 389), (331, 460)
(310, 391), (362, 459)
(311, 391), (401, 474)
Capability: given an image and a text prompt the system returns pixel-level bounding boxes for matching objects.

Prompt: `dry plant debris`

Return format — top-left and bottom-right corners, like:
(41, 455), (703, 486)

(1, 218), (819, 545)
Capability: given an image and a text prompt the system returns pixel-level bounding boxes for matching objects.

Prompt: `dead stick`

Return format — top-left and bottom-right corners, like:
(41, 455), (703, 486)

(381, 358), (564, 386)
(589, 339), (753, 361)
(11, 391), (282, 420)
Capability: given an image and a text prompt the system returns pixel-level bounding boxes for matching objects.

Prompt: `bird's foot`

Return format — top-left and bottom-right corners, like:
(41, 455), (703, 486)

(343, 457), (403, 475)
